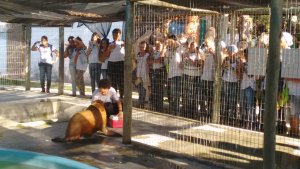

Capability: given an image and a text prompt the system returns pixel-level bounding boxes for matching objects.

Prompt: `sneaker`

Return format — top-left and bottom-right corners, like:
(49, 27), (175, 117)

(78, 95), (86, 98)
(41, 89), (45, 93)
(46, 89), (50, 94)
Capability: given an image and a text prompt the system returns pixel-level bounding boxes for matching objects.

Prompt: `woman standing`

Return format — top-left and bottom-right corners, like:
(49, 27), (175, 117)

(64, 36), (77, 96)
(74, 37), (88, 97)
(182, 41), (203, 118)
(87, 32), (101, 93)
(99, 38), (110, 79)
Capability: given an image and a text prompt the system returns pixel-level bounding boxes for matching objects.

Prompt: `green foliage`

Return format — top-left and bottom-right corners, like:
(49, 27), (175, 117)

(254, 15), (270, 34)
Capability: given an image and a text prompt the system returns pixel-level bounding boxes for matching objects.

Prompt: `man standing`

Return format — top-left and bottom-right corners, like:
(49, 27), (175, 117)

(31, 35), (59, 93)
(107, 28), (125, 99)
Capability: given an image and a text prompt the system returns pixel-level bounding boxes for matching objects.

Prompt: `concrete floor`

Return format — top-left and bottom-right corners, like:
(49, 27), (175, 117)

(0, 87), (226, 169)
(1, 86), (299, 169)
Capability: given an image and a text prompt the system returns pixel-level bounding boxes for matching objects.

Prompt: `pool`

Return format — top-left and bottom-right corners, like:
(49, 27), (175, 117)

(0, 148), (98, 169)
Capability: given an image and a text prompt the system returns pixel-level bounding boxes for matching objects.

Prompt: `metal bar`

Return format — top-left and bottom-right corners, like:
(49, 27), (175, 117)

(25, 24), (31, 91)
(211, 14), (222, 124)
(132, 0), (218, 14)
(230, 12), (236, 44)
(123, 0), (134, 144)
(263, 0), (282, 168)
(58, 26), (64, 95)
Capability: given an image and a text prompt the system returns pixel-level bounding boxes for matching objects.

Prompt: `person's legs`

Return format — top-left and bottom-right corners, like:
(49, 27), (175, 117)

(75, 70), (85, 96)
(245, 87), (255, 128)
(69, 64), (77, 96)
(170, 76), (181, 115)
(108, 62), (118, 93)
(39, 63), (46, 92)
(138, 83), (146, 108)
(79, 70), (85, 96)
(89, 63), (96, 93)
(181, 75), (189, 116)
(117, 61), (124, 99)
(101, 69), (107, 79)
(228, 82), (238, 124)
(95, 63), (102, 89)
(45, 64), (52, 93)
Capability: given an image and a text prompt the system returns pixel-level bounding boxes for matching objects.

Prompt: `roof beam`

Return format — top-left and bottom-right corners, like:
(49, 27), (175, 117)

(132, 0), (218, 14)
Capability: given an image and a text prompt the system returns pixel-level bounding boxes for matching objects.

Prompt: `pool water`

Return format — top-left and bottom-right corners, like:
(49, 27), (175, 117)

(0, 161), (46, 169)
(0, 148), (98, 169)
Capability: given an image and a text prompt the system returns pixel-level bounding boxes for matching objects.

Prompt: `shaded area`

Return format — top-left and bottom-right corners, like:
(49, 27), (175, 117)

(0, 121), (223, 169)
(131, 109), (300, 169)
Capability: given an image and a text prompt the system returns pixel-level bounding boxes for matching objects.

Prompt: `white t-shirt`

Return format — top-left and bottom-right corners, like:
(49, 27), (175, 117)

(92, 87), (120, 103)
(89, 43), (100, 63)
(68, 47), (76, 65)
(201, 53), (215, 81)
(108, 40), (125, 62)
(183, 52), (202, 77)
(101, 58), (109, 70)
(76, 49), (88, 71)
(166, 47), (183, 79)
(136, 53), (150, 83)
(241, 74), (256, 90)
(152, 50), (164, 69)
(222, 57), (238, 82)
(37, 44), (56, 64)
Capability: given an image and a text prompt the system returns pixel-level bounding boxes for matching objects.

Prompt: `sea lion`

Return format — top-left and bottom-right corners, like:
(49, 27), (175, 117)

(52, 100), (119, 142)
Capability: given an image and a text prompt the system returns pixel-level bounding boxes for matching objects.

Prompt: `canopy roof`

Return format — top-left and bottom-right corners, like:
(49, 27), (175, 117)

(0, 0), (126, 26)
(0, 0), (283, 26)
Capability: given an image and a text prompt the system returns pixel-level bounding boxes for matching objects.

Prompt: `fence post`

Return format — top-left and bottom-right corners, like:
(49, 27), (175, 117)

(58, 26), (64, 95)
(123, 0), (134, 144)
(264, 0), (282, 168)
(211, 15), (222, 124)
(25, 24), (31, 91)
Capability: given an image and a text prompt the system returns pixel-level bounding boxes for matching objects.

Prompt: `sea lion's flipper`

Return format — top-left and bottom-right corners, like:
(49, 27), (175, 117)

(51, 137), (66, 143)
(102, 128), (122, 137)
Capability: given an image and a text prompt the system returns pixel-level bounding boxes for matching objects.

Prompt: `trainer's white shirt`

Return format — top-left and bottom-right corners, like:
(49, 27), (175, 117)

(92, 87), (120, 103)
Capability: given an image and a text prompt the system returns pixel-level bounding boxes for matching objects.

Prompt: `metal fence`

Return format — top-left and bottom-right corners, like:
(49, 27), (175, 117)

(0, 23), (26, 86)
(0, 2), (299, 169)
(131, 2), (300, 169)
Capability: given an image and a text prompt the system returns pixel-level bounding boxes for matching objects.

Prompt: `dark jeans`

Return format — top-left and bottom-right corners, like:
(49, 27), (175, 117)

(240, 87), (255, 125)
(168, 76), (182, 115)
(201, 80), (214, 116)
(151, 67), (167, 112)
(104, 102), (120, 119)
(108, 61), (124, 98)
(182, 75), (201, 118)
(39, 62), (52, 90)
(89, 63), (102, 93)
(221, 81), (239, 124)
(137, 83), (146, 107)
